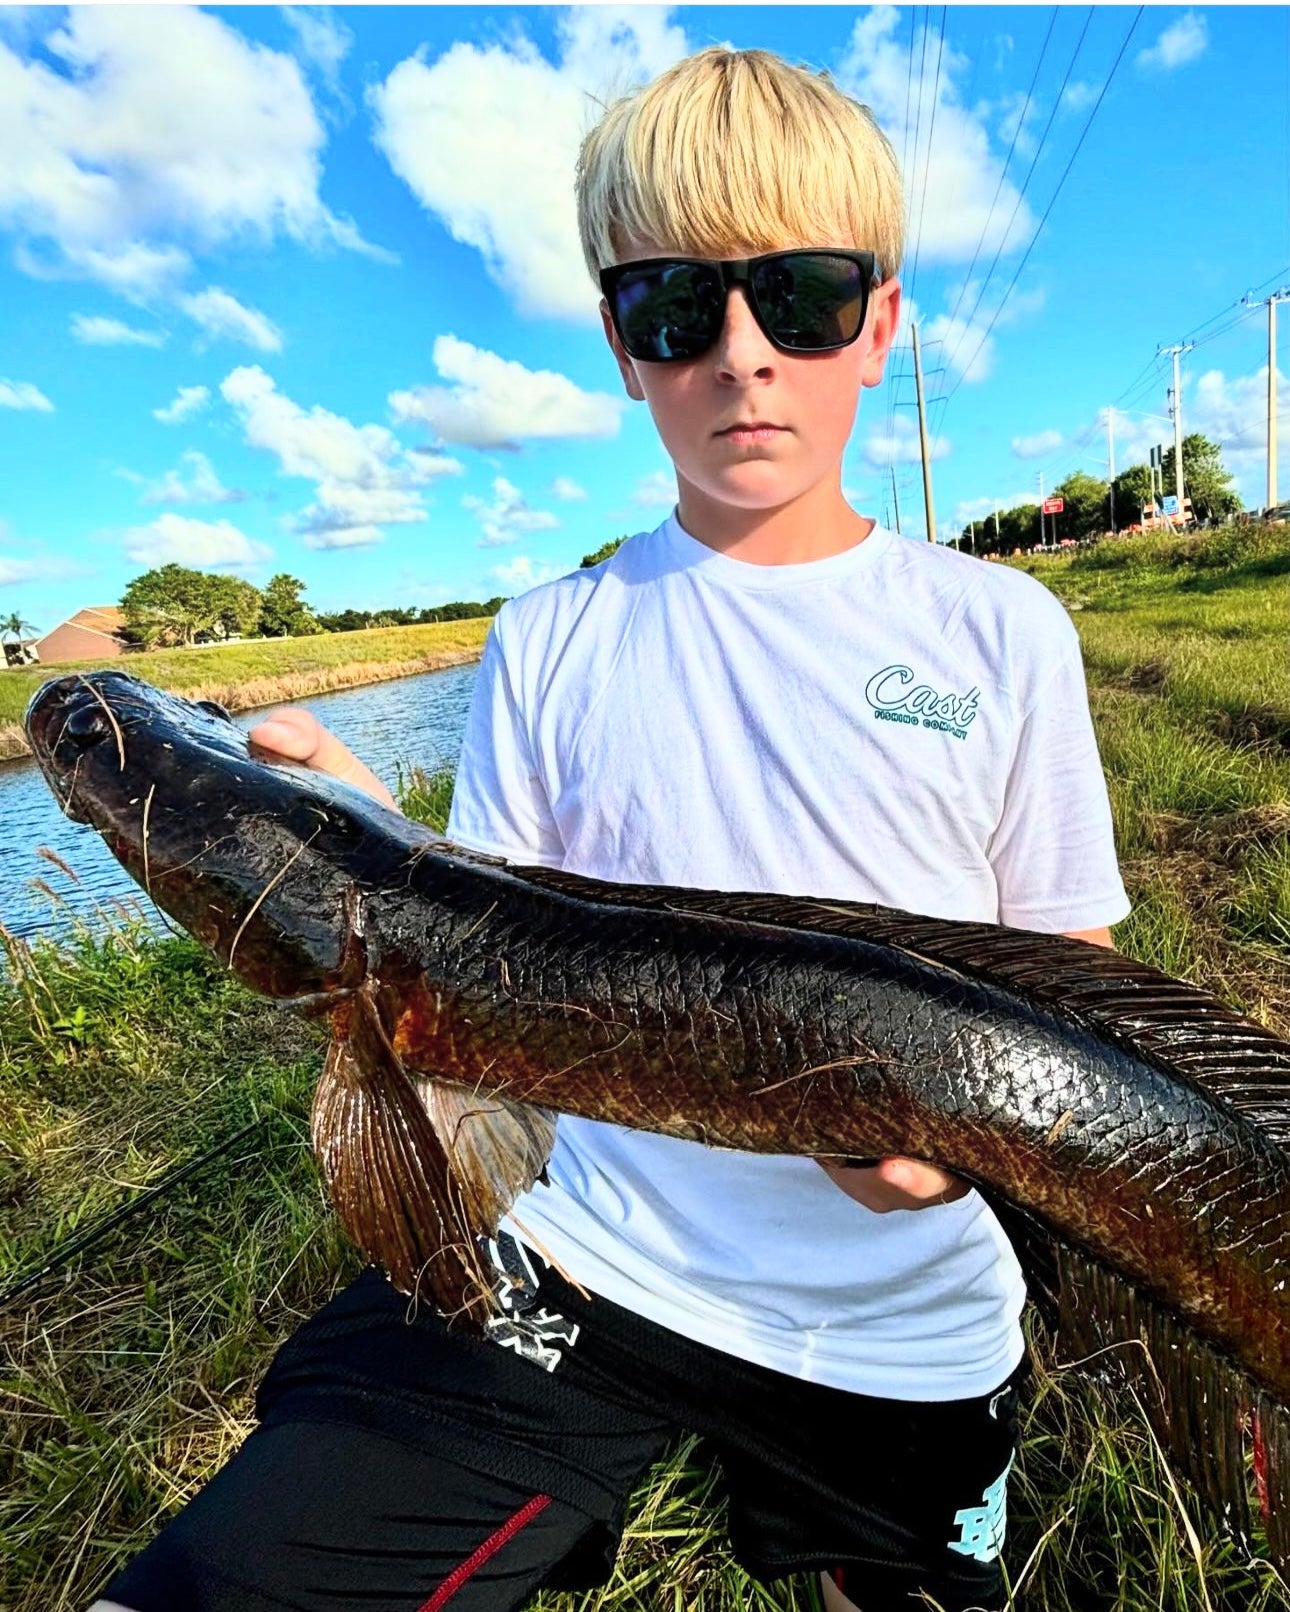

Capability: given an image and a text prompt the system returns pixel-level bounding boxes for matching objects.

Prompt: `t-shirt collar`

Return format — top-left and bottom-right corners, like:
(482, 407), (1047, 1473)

(656, 505), (894, 590)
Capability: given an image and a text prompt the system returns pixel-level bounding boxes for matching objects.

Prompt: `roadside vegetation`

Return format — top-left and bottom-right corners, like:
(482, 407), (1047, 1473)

(2, 523), (1287, 1609)
(0, 615), (491, 763)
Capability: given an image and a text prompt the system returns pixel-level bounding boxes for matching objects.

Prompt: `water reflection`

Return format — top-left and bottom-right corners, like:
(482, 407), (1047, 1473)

(2, 663), (477, 943)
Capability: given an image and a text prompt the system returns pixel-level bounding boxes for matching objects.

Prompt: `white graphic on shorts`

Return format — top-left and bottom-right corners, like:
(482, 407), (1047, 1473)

(482, 1234), (581, 1373)
(947, 1453), (1014, 1563)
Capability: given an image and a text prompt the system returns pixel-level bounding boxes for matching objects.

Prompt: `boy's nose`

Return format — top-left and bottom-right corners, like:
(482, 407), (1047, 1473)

(712, 286), (776, 369)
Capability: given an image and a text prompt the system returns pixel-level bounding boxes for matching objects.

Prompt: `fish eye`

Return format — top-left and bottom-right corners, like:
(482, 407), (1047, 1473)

(60, 703), (112, 751)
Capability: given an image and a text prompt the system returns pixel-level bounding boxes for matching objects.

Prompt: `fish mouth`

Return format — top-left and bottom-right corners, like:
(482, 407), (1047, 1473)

(24, 671), (153, 821)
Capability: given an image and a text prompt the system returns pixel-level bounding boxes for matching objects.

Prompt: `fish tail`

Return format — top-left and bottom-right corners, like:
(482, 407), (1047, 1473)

(1054, 1243), (1283, 1567)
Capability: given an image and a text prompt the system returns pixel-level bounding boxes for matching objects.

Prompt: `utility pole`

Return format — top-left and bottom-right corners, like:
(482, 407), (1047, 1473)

(994, 501), (1002, 551)
(1037, 472), (1045, 549)
(1157, 342), (1195, 520)
(912, 321), (937, 542)
(1106, 406), (1117, 535)
(1244, 285), (1290, 510)
(890, 464), (903, 537)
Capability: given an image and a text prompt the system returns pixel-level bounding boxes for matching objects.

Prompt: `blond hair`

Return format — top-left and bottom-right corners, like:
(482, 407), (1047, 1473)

(576, 46), (905, 287)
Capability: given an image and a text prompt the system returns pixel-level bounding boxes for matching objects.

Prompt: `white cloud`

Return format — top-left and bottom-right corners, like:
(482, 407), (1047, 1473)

(836, 8), (1034, 266)
(463, 476), (560, 548)
(1061, 80), (1098, 114)
(122, 512), (271, 569)
(0, 7), (376, 298)
(632, 469), (677, 509)
(70, 313), (166, 347)
(1187, 365), (1290, 504)
(369, 9), (690, 324)
(1137, 11), (1208, 72)
(221, 364), (459, 548)
(178, 288), (283, 353)
(0, 378), (53, 411)
(550, 475), (587, 500)
(1011, 429), (1064, 459)
(129, 450), (244, 507)
(862, 413), (950, 468)
(153, 385), (211, 425)
(282, 6), (353, 94)
(389, 335), (625, 450)
(488, 555), (567, 595)
(921, 312), (996, 384)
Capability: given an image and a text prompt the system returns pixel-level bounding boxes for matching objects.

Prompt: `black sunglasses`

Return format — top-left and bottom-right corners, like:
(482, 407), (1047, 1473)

(599, 249), (880, 363)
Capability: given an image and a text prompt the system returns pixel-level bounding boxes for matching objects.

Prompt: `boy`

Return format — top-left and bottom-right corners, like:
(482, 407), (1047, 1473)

(94, 45), (1128, 1612)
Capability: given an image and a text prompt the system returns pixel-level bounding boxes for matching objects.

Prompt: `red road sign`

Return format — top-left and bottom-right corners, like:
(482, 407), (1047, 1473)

(1042, 497), (1064, 514)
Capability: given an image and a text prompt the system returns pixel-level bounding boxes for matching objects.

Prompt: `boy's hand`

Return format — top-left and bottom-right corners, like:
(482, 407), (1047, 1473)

(817, 1157), (971, 1213)
(247, 706), (398, 812)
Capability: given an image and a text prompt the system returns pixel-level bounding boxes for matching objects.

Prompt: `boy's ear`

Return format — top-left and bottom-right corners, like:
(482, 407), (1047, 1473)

(600, 297), (646, 402)
(860, 279), (902, 389)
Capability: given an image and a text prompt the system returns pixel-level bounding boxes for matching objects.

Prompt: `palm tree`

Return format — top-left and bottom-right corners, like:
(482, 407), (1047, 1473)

(0, 612), (37, 670)
(0, 611), (37, 644)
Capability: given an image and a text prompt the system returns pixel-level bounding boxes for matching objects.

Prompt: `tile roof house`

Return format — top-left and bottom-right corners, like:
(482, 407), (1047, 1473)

(33, 605), (130, 666)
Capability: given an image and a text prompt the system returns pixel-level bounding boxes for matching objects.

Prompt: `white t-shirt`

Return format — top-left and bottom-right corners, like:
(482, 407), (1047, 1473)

(446, 508), (1130, 1399)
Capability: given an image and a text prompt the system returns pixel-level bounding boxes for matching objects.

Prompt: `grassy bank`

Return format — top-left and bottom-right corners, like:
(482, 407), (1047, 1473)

(2, 526), (1288, 1609)
(0, 617), (492, 762)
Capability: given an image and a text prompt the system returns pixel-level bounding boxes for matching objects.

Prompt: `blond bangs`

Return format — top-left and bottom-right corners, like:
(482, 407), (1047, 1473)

(576, 46), (905, 285)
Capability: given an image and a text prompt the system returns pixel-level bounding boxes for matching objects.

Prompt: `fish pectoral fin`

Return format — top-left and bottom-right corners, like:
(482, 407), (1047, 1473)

(311, 991), (492, 1324)
(414, 1078), (557, 1232)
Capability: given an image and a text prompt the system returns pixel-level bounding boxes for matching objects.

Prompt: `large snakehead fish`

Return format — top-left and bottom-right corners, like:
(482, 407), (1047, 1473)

(23, 669), (1290, 1566)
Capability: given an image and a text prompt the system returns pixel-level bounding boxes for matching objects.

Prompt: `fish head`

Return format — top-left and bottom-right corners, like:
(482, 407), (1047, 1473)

(24, 670), (427, 1001)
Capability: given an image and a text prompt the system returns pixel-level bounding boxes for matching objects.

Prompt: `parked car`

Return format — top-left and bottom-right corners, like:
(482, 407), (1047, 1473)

(1262, 503), (1290, 525)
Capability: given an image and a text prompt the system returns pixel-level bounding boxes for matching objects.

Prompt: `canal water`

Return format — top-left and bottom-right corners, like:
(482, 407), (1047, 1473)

(2, 662), (478, 944)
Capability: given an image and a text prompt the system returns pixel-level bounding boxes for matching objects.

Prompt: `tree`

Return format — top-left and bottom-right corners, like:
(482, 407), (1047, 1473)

(581, 536), (627, 568)
(1, 609), (37, 667)
(0, 610), (36, 643)
(1051, 470), (1109, 542)
(1159, 433), (1242, 523)
(1112, 464), (1157, 526)
(121, 564), (262, 648)
(971, 503), (1042, 554)
(210, 576), (263, 640)
(259, 573), (321, 637)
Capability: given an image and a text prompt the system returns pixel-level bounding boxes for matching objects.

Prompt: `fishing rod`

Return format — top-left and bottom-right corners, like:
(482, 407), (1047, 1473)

(0, 1115), (280, 1312)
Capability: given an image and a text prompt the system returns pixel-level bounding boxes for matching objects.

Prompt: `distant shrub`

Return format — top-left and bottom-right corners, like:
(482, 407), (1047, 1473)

(1073, 522), (1289, 576)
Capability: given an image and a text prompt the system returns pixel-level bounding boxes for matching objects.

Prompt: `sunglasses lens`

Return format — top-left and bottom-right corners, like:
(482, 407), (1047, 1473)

(752, 253), (865, 350)
(613, 261), (724, 361)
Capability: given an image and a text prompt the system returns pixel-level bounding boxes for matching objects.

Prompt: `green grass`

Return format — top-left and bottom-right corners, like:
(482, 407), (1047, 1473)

(3, 528), (1289, 1609)
(0, 616), (491, 735)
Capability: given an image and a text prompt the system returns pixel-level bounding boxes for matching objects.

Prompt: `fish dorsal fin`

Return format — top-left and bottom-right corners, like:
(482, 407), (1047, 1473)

(502, 864), (1290, 1147)
(312, 985), (495, 1321)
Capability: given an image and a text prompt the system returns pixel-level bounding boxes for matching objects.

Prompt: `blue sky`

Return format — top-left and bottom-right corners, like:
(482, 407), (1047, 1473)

(2, 3), (1288, 635)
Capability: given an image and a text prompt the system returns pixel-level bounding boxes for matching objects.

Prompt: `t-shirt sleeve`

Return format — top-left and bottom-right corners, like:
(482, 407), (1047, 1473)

(988, 630), (1131, 933)
(445, 612), (565, 867)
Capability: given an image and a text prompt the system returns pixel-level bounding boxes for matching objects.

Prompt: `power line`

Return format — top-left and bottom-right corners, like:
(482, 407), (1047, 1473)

(939, 6), (1144, 410)
(937, 7), (1096, 389)
(931, 9), (1059, 397)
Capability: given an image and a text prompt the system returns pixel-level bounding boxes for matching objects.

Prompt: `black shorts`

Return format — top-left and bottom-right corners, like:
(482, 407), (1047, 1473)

(105, 1234), (1028, 1612)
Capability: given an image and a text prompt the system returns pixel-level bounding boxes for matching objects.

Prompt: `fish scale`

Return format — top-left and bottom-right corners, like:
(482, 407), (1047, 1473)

(22, 667), (1290, 1570)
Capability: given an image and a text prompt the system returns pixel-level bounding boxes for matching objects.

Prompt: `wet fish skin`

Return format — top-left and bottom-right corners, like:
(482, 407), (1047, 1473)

(23, 669), (1290, 1563)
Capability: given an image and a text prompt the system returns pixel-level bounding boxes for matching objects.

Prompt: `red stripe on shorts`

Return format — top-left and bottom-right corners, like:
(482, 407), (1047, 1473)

(418, 1493), (553, 1611)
